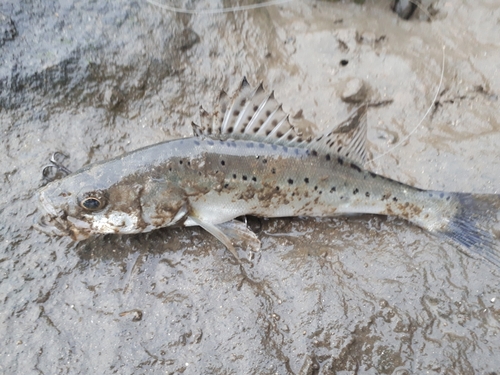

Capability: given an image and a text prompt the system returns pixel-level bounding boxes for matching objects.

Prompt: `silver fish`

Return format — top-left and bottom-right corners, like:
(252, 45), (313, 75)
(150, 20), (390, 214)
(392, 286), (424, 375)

(35, 79), (500, 266)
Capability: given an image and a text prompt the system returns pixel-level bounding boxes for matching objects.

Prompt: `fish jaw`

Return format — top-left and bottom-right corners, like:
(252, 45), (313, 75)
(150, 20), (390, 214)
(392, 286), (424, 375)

(35, 187), (73, 237)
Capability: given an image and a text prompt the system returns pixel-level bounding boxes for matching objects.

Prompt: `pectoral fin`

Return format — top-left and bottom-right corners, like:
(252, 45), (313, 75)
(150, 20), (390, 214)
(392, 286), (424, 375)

(187, 216), (261, 260)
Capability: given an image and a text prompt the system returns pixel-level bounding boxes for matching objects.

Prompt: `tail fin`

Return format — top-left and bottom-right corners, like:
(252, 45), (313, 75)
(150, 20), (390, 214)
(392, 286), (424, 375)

(440, 193), (500, 268)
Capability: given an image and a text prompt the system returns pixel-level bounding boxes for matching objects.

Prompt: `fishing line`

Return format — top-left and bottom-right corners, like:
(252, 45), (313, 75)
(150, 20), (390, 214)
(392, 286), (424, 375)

(145, 0), (294, 14)
(366, 45), (446, 164)
(366, 0), (446, 164)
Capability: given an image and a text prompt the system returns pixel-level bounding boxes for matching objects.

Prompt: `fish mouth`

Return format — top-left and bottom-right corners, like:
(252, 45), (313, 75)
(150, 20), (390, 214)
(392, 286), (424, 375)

(34, 213), (71, 237)
(34, 213), (93, 241)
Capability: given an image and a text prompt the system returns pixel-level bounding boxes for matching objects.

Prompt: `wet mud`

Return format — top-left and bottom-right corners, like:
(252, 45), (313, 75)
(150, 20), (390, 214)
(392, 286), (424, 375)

(1, 0), (499, 374)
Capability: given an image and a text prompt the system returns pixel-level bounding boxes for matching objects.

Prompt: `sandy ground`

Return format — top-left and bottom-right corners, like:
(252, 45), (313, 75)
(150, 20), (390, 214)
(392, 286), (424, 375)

(1, 0), (500, 374)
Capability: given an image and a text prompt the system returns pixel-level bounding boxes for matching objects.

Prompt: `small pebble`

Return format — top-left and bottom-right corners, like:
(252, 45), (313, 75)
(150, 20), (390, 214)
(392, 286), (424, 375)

(341, 78), (366, 103)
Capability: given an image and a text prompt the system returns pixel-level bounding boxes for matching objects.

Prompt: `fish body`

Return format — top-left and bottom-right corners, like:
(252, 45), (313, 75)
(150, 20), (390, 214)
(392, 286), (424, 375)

(36, 79), (500, 266)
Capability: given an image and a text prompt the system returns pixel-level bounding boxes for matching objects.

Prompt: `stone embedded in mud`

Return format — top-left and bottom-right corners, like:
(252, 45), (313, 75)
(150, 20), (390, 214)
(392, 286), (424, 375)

(175, 28), (200, 51)
(0, 12), (17, 46)
(391, 0), (419, 20)
(341, 78), (367, 103)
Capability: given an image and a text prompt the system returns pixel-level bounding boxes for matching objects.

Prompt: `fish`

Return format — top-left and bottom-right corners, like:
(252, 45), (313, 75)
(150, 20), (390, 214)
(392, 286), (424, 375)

(35, 78), (500, 267)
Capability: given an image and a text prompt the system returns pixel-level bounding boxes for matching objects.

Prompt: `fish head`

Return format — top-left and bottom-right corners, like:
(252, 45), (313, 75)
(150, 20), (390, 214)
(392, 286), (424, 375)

(35, 165), (189, 240)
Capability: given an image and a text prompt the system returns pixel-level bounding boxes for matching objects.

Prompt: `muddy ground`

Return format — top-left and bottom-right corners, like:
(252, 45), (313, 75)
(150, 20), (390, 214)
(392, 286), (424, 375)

(1, 0), (500, 374)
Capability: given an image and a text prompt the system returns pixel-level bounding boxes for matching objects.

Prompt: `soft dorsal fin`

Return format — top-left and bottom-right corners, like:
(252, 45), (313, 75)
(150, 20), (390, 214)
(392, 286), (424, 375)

(305, 105), (368, 165)
(192, 78), (368, 164)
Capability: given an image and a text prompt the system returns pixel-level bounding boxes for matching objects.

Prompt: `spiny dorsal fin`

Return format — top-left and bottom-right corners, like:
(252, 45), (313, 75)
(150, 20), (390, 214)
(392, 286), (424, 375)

(305, 105), (368, 165)
(193, 79), (368, 164)
(193, 78), (303, 146)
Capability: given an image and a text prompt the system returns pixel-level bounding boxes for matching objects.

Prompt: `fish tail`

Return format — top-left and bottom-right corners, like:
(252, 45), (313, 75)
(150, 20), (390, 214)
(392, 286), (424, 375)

(439, 193), (500, 267)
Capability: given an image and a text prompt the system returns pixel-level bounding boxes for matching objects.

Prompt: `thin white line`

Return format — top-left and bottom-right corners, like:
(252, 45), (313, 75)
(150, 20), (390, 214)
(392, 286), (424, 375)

(367, 45), (446, 164)
(145, 0), (294, 14)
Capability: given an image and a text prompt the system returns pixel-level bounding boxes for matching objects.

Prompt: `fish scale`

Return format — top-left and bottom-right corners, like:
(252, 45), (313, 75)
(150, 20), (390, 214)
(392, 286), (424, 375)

(36, 79), (500, 267)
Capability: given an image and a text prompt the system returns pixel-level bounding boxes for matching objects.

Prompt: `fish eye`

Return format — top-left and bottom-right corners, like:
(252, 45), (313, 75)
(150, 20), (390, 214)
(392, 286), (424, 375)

(79, 191), (107, 211)
(81, 197), (102, 210)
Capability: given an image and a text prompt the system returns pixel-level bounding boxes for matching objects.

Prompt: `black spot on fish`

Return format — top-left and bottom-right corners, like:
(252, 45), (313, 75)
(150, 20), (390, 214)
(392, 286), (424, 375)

(253, 127), (260, 133)
(338, 157), (344, 165)
(365, 192), (370, 197)
(350, 163), (362, 173)
(266, 110), (271, 116)
(273, 121), (279, 127)
(338, 146), (343, 153)
(263, 159), (268, 164)
(259, 143), (265, 148)
(253, 105), (259, 111)
(248, 116), (252, 121)
(440, 192), (444, 198)
(326, 154), (331, 161)
(288, 179), (294, 184)
(187, 161), (191, 166)
(228, 127), (234, 133)
(240, 99), (246, 106)
(221, 160), (225, 166)
(330, 187), (336, 193)
(242, 175), (248, 181)
(240, 128), (245, 133)
(233, 110), (240, 116)
(370, 172), (377, 178)
(311, 150), (318, 157)
(271, 168), (276, 174)
(277, 131), (283, 137)
(319, 191), (322, 195)
(252, 177), (257, 182)
(246, 142), (254, 148)
(287, 134), (294, 140)
(446, 196), (450, 201)
(275, 186), (280, 191)
(353, 188), (359, 195)
(207, 140), (214, 145)
(259, 119), (265, 125)
(179, 160), (183, 165)
(304, 178), (309, 183)
(232, 174), (237, 179)
(340, 196), (344, 200)
(224, 183), (229, 188)
(194, 140), (200, 145)
(314, 186), (318, 191)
